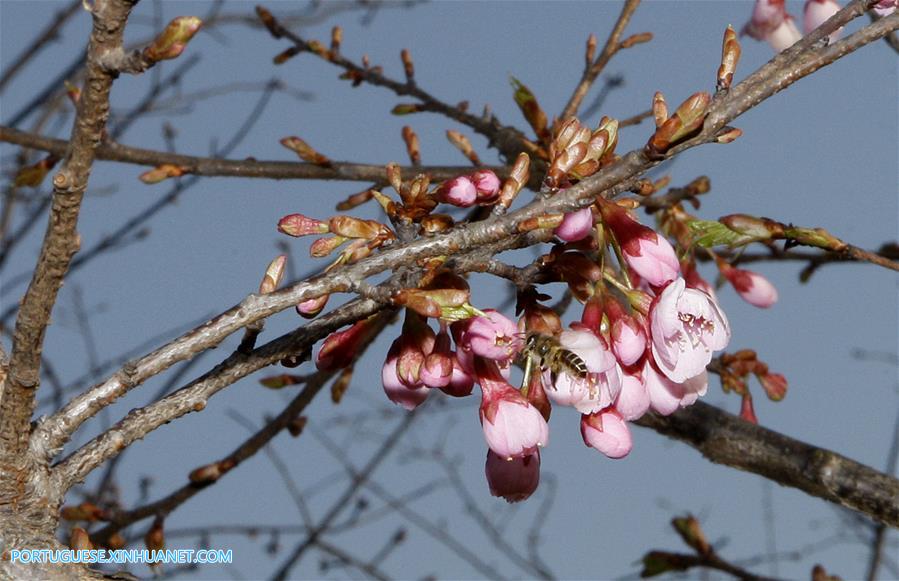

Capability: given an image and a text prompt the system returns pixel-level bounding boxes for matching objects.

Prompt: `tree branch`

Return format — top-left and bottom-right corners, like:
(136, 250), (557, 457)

(1, 0), (138, 463)
(30, 3), (895, 466)
(0, 125), (506, 184)
(559, 0), (643, 120)
(636, 401), (899, 528)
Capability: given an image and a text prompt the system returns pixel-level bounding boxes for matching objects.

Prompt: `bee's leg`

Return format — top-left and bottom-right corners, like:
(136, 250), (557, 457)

(521, 356), (533, 394)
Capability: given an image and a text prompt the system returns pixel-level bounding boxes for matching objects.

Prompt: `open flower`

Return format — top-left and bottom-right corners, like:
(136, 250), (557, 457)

(650, 278), (730, 382)
(581, 409), (632, 459)
(477, 358), (549, 460)
(643, 359), (708, 416)
(544, 328), (622, 415)
(485, 449), (540, 503)
(459, 310), (521, 363)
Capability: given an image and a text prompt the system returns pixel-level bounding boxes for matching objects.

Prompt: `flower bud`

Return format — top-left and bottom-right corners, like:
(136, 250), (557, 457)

(647, 92), (711, 155)
(140, 164), (186, 184)
(471, 170), (501, 204)
(280, 136), (332, 167)
(421, 213), (454, 234)
(297, 294), (329, 318)
(717, 25), (741, 92)
(420, 327), (454, 388)
(328, 215), (385, 240)
(580, 409), (632, 459)
(278, 213), (329, 237)
(803, 0), (842, 38)
(758, 372), (788, 400)
(485, 449), (540, 503)
(309, 236), (347, 258)
(614, 367), (651, 421)
(144, 16), (202, 62)
(446, 130), (481, 165)
(439, 354), (475, 397)
(70, 528), (93, 551)
(382, 339), (430, 410)
(477, 358), (549, 459)
(554, 207), (594, 242)
(436, 176), (477, 208)
(316, 318), (376, 371)
(717, 260), (778, 308)
(258, 255), (287, 294)
(599, 201), (680, 286)
(497, 153), (530, 211)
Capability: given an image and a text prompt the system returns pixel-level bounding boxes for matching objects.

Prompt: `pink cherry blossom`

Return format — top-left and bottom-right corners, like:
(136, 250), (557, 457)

(874, 0), (896, 17)
(643, 359), (708, 416)
(599, 202), (680, 286)
(742, 0), (786, 40)
(485, 449), (540, 503)
(459, 310), (521, 362)
(544, 328), (622, 415)
(614, 367), (651, 421)
(650, 278), (730, 383)
(471, 170), (501, 204)
(554, 208), (593, 242)
(382, 340), (429, 410)
(477, 359), (549, 460)
(580, 409), (632, 459)
(721, 265), (778, 309)
(803, 0), (841, 39)
(766, 15), (803, 51)
(437, 176), (477, 207)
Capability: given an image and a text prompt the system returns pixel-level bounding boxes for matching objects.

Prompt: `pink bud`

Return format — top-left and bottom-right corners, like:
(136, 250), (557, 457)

(605, 298), (646, 367)
(766, 15), (803, 51)
(395, 314), (436, 388)
(720, 264), (778, 308)
(437, 176), (477, 208)
(874, 0), (896, 17)
(477, 359), (549, 460)
(803, 0), (841, 38)
(471, 170), (501, 204)
(278, 213), (329, 237)
(758, 372), (788, 400)
(297, 294), (329, 318)
(485, 449), (540, 503)
(382, 340), (429, 410)
(459, 310), (521, 363)
(420, 327), (453, 388)
(599, 202), (680, 287)
(614, 367), (651, 421)
(742, 0), (786, 40)
(580, 409), (632, 459)
(439, 354), (475, 397)
(553, 207), (594, 242)
(316, 319), (373, 371)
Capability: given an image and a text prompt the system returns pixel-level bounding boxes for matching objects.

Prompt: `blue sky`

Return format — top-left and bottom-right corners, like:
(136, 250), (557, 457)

(1, 1), (897, 579)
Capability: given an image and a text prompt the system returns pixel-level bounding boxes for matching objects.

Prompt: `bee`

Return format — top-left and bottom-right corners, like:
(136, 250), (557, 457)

(520, 332), (589, 390)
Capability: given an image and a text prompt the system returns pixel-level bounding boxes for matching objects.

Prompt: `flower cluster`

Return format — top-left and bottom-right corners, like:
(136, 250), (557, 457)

(741, 0), (851, 52)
